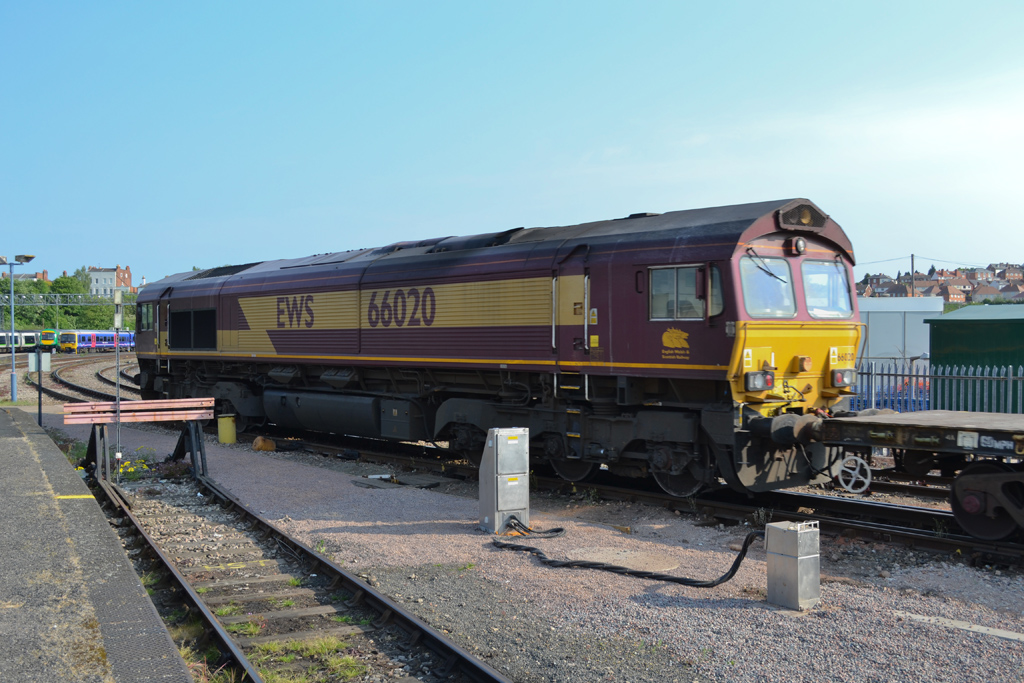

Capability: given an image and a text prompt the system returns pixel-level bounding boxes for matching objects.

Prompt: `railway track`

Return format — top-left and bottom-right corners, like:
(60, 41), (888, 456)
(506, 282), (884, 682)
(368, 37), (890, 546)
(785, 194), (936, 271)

(97, 467), (511, 682)
(18, 355), (140, 405)
(52, 358), (141, 401)
(257, 434), (1024, 566)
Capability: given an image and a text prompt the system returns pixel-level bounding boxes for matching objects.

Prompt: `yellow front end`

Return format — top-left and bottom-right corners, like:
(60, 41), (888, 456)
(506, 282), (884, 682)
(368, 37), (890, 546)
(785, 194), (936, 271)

(727, 320), (864, 417)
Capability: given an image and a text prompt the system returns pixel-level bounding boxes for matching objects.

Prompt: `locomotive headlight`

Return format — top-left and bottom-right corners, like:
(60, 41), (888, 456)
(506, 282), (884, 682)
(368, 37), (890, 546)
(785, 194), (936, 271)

(831, 369), (856, 387)
(745, 371), (775, 392)
(785, 236), (807, 256)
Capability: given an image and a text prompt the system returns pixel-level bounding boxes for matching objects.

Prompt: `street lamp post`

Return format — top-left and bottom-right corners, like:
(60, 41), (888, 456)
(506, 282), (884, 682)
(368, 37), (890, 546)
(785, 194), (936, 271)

(1, 255), (35, 402)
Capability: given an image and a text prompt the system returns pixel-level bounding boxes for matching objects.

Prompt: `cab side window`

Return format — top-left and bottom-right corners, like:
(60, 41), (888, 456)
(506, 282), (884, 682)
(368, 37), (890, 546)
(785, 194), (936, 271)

(649, 266), (723, 320)
(138, 303), (154, 331)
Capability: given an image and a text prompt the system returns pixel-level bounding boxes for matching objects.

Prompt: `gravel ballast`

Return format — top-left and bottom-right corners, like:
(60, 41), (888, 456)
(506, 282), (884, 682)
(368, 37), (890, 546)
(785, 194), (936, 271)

(39, 412), (1024, 682)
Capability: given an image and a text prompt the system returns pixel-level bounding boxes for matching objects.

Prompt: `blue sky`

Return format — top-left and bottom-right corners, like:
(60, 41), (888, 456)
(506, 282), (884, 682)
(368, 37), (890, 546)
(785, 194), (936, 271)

(2, 2), (1022, 286)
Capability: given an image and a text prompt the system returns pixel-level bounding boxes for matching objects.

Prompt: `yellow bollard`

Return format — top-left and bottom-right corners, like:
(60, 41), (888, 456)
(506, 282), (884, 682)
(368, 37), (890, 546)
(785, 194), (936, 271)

(217, 415), (237, 444)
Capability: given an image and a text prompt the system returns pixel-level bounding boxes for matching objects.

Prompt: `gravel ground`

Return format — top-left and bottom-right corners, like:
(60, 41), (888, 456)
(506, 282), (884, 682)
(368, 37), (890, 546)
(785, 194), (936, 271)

(36, 412), (1024, 682)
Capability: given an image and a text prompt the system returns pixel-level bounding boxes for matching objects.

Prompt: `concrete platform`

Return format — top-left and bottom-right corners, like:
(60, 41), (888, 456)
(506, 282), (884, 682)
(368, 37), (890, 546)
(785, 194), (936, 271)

(0, 408), (191, 683)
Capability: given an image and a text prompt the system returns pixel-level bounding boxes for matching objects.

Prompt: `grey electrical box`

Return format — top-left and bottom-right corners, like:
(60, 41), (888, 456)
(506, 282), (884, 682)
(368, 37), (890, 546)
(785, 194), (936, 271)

(27, 352), (51, 372)
(766, 520), (820, 610)
(479, 427), (529, 534)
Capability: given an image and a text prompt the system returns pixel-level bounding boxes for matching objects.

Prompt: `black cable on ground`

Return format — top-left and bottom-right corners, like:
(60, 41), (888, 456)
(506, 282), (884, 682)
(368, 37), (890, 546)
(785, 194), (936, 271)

(493, 523), (765, 588)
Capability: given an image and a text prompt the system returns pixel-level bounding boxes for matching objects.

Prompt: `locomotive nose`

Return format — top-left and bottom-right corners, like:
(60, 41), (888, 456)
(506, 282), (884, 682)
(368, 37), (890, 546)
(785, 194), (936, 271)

(748, 413), (823, 445)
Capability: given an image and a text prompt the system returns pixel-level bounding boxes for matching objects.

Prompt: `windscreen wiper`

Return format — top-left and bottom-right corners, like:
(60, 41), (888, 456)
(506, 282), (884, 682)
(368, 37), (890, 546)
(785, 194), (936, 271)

(834, 254), (851, 294)
(746, 247), (786, 283)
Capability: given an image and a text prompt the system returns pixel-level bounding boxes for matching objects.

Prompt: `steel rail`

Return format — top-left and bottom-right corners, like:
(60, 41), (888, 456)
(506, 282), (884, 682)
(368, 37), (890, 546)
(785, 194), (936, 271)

(51, 360), (119, 401)
(193, 473), (514, 683)
(131, 423), (1023, 561)
(860, 479), (950, 500)
(325, 448), (1024, 564)
(94, 366), (142, 394)
(94, 478), (262, 682)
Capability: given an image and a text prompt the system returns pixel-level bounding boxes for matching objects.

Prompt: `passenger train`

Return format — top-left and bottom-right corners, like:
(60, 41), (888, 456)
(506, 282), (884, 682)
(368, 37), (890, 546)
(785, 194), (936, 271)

(0, 330), (44, 352)
(59, 330), (135, 354)
(135, 199), (863, 497)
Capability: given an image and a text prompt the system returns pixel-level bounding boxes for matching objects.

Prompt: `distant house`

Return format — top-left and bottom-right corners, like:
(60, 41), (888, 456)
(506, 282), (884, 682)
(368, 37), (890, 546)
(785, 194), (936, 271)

(866, 273), (894, 286)
(917, 284), (942, 297)
(1000, 283), (1024, 295)
(998, 267), (1023, 281)
(856, 283), (874, 297)
(1, 269), (49, 283)
(964, 268), (994, 282)
(939, 285), (965, 303)
(897, 271), (928, 286)
(87, 265), (135, 298)
(946, 277), (972, 293)
(882, 283), (914, 298)
(970, 284), (1003, 303)
(933, 269), (957, 281)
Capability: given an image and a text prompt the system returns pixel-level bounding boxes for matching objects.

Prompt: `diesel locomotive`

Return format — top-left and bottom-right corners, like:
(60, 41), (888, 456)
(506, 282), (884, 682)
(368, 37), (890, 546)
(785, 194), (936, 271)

(135, 198), (862, 498)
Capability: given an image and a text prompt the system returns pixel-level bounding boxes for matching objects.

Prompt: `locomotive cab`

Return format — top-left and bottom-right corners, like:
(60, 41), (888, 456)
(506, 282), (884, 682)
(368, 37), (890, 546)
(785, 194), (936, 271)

(716, 201), (863, 492)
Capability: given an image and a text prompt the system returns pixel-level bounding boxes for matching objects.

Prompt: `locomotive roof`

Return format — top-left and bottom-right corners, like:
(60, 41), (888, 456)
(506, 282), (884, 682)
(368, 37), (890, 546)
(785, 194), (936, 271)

(139, 198), (853, 297)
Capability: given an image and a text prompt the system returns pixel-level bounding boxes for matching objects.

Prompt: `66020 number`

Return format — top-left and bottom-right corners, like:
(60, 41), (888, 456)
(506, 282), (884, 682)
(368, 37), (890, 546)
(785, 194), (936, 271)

(367, 287), (436, 328)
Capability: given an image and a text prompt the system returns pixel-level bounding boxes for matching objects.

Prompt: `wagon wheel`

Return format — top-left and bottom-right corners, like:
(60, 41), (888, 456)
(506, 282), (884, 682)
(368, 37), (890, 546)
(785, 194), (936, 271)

(951, 462), (1019, 541)
(550, 459), (597, 483)
(653, 470), (704, 498)
(836, 455), (871, 494)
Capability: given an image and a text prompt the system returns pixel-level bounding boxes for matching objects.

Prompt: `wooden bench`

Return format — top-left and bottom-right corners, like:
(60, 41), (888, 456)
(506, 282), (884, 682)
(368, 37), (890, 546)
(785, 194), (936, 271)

(64, 398), (216, 480)
(64, 398), (215, 424)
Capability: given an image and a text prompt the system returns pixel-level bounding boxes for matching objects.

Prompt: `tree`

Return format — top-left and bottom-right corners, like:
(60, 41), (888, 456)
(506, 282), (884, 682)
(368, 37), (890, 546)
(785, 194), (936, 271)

(50, 275), (88, 329)
(10, 279), (49, 329)
(928, 264), (936, 278)
(72, 266), (92, 292)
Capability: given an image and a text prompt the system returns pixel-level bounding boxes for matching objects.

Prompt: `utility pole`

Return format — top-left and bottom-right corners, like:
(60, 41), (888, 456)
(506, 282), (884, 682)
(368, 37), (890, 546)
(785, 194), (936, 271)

(911, 254), (916, 297)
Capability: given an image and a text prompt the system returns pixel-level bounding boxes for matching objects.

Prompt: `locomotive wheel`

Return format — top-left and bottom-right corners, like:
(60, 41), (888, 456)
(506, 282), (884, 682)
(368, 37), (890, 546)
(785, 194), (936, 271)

(455, 449), (482, 467)
(653, 470), (703, 498)
(951, 463), (1018, 541)
(550, 459), (597, 482)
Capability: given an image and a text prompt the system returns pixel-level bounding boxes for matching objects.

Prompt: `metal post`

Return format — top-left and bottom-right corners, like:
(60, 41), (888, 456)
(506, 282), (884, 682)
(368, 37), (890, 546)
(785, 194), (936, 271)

(8, 262), (14, 403)
(35, 345), (42, 426)
(114, 290), (123, 459)
(115, 335), (121, 456)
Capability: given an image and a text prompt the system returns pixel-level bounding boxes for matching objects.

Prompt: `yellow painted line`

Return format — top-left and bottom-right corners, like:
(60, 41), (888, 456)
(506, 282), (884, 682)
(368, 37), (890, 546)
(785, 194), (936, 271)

(142, 350), (728, 371)
(894, 610), (1024, 643)
(55, 494), (95, 499)
(570, 361), (729, 371)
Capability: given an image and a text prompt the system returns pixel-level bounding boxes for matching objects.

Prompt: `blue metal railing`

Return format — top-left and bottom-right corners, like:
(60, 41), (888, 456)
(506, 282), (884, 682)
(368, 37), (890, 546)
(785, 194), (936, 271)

(848, 362), (1023, 414)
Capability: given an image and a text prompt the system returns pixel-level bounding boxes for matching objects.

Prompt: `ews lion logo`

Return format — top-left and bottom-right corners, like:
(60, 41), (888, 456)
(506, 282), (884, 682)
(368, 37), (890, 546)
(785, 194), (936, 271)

(661, 327), (689, 349)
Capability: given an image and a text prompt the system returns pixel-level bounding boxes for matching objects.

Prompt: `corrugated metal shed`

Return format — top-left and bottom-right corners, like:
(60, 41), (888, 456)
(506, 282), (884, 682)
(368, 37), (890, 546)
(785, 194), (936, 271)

(925, 305), (1024, 368)
(858, 296), (943, 361)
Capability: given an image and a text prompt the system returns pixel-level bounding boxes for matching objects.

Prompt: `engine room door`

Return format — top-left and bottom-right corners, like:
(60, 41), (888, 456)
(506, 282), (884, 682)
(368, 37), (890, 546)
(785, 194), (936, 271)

(555, 247), (589, 371)
(156, 287), (173, 355)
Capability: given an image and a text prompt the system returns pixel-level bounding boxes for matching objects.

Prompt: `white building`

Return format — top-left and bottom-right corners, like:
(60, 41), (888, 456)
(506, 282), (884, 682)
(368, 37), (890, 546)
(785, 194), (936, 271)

(857, 296), (944, 362)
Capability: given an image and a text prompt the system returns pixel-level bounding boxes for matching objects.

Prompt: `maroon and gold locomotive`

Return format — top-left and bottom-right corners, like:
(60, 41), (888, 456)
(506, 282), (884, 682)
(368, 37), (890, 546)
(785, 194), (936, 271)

(136, 198), (862, 497)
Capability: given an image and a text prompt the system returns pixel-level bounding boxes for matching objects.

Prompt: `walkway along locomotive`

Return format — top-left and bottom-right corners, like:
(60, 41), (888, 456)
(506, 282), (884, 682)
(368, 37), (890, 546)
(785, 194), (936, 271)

(135, 199), (863, 498)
